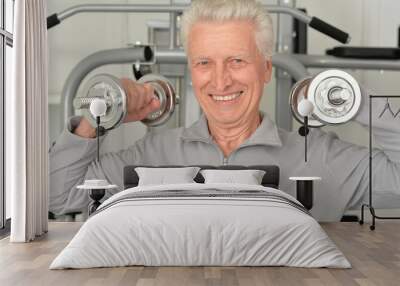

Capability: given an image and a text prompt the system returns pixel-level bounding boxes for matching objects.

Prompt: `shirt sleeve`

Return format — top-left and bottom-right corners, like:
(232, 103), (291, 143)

(346, 88), (400, 210)
(49, 117), (140, 215)
(304, 88), (400, 221)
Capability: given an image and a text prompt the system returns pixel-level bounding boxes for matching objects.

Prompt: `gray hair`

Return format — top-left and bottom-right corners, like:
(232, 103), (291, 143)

(180, 0), (274, 58)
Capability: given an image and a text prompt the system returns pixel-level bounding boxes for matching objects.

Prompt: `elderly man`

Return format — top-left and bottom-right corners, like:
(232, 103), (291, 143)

(50, 0), (400, 221)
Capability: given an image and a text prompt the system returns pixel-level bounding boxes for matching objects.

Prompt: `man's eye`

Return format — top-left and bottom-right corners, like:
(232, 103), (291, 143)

(230, 58), (246, 67)
(198, 60), (209, 66)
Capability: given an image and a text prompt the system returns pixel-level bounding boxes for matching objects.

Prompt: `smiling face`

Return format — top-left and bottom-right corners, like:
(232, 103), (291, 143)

(188, 20), (272, 128)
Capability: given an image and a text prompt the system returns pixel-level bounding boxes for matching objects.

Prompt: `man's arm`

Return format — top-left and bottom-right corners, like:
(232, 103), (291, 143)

(332, 92), (400, 209)
(343, 90), (400, 210)
(49, 79), (161, 215)
(305, 89), (400, 221)
(49, 116), (136, 215)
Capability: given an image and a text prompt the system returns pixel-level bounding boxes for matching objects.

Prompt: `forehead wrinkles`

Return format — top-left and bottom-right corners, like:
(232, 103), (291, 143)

(188, 21), (258, 59)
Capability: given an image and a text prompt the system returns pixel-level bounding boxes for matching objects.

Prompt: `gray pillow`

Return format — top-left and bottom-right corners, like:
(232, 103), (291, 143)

(200, 169), (266, 185)
(135, 167), (201, 186)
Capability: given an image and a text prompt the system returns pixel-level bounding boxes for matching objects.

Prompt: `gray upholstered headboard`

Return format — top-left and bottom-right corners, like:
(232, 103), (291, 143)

(123, 165), (280, 189)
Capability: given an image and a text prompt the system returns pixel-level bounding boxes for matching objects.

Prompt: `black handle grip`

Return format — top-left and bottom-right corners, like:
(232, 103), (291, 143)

(143, 46), (154, 61)
(309, 17), (350, 44)
(47, 13), (60, 29)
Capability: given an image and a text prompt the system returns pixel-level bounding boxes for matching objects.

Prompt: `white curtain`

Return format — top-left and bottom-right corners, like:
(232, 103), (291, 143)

(7, 0), (49, 242)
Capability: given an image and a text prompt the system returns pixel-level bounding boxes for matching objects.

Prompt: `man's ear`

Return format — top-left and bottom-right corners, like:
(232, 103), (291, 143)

(263, 60), (273, 83)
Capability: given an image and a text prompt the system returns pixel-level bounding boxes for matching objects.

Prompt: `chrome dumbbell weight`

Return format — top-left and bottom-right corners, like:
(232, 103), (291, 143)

(290, 69), (362, 127)
(290, 69), (363, 162)
(73, 73), (177, 130)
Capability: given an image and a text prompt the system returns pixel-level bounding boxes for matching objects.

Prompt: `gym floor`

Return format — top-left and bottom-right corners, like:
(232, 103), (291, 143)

(0, 222), (399, 286)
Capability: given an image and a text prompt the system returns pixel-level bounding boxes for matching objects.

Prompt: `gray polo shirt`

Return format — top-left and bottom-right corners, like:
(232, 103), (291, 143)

(49, 96), (400, 221)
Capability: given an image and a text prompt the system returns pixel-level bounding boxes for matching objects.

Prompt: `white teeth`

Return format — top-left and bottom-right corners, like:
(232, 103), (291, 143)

(211, 92), (242, 101)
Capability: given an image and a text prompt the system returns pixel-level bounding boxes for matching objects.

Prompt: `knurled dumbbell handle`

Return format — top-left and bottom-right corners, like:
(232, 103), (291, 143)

(73, 97), (113, 110)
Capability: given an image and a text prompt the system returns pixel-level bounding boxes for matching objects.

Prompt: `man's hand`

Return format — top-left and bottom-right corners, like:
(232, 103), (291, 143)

(73, 78), (161, 138)
(120, 78), (161, 123)
(74, 117), (97, 138)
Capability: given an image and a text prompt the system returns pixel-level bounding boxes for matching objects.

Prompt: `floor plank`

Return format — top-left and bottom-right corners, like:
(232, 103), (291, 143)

(1, 221), (399, 286)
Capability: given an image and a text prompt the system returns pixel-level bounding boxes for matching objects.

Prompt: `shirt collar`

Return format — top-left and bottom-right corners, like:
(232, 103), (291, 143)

(181, 111), (282, 147)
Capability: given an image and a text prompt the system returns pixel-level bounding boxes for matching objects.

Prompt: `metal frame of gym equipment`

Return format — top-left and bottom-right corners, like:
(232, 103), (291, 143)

(61, 50), (400, 129)
(60, 48), (309, 125)
(51, 3), (400, 125)
(47, 2), (352, 129)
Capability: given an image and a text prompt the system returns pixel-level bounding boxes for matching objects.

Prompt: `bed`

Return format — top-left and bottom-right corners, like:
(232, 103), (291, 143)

(50, 165), (350, 269)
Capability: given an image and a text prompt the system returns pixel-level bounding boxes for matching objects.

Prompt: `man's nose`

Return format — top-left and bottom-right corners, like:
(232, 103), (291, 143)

(211, 63), (232, 91)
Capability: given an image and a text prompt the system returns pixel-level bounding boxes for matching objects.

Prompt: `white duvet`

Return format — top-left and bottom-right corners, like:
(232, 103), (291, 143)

(50, 183), (350, 269)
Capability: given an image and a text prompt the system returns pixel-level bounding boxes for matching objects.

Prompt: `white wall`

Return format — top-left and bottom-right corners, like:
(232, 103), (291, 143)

(47, 0), (400, 155)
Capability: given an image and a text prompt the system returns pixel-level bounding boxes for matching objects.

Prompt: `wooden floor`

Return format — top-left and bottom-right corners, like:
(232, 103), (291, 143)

(1, 222), (399, 286)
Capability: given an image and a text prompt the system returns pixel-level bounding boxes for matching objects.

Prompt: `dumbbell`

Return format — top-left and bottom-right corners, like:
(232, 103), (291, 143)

(290, 69), (362, 162)
(290, 69), (362, 128)
(73, 74), (177, 130)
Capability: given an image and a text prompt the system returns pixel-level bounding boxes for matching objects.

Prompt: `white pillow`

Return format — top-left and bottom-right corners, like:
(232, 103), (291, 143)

(200, 169), (266, 185)
(135, 167), (201, 186)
